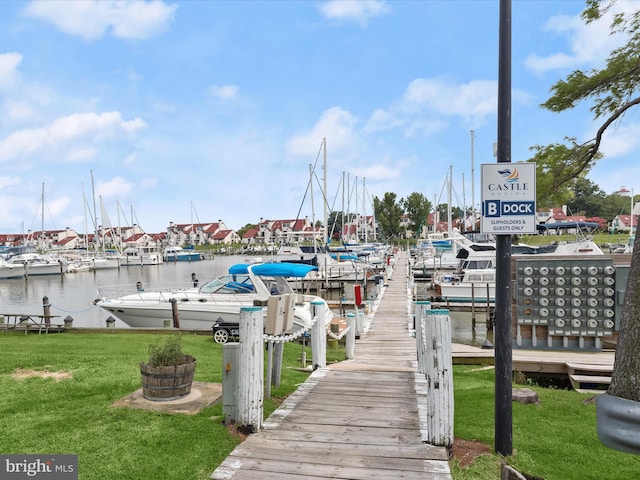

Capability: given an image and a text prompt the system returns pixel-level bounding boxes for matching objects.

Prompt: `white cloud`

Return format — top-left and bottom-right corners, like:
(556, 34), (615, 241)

(389, 78), (499, 135)
(207, 85), (240, 99)
(138, 177), (158, 190)
(67, 147), (98, 162)
(123, 152), (137, 165)
(23, 0), (178, 40)
(600, 122), (640, 158)
(318, 0), (390, 26)
(403, 78), (497, 121)
(286, 107), (359, 157)
(0, 176), (22, 189)
(0, 111), (147, 162)
(0, 52), (23, 90)
(96, 176), (135, 198)
(47, 195), (73, 222)
(355, 163), (401, 181)
(2, 102), (37, 123)
(363, 108), (402, 134)
(403, 118), (448, 139)
(525, 2), (633, 73)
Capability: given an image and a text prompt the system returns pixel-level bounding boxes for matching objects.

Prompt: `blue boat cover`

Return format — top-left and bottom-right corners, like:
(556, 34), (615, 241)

(229, 262), (318, 278)
(330, 253), (358, 261)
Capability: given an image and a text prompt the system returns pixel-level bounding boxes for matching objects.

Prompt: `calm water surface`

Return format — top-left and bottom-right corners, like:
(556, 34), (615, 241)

(0, 256), (243, 328)
(0, 255), (488, 345)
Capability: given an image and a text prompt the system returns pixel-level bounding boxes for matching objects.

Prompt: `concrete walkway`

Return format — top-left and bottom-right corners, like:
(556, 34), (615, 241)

(211, 251), (452, 479)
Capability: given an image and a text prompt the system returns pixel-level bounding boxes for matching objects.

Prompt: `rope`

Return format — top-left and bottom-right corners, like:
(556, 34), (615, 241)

(326, 325), (350, 340)
(263, 315), (318, 344)
(50, 304), (100, 314)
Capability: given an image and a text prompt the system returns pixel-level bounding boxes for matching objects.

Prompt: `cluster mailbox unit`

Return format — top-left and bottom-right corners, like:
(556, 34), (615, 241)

(514, 256), (629, 352)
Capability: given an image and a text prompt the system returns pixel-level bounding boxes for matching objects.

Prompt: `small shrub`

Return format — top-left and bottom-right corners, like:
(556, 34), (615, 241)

(145, 335), (188, 367)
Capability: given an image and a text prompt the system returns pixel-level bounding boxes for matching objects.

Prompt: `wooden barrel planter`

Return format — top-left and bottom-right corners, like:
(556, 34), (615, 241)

(140, 355), (197, 401)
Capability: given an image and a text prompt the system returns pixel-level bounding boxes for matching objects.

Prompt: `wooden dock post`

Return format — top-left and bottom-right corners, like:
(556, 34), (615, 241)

(345, 313), (356, 359)
(414, 301), (431, 374)
(271, 341), (284, 388)
(311, 300), (327, 369)
(423, 309), (454, 449)
(42, 296), (51, 326)
(471, 284), (476, 329)
(237, 306), (264, 433)
(170, 298), (180, 328)
(265, 340), (274, 399)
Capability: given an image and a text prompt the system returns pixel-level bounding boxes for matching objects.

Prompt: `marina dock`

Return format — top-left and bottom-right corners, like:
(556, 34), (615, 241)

(211, 250), (453, 479)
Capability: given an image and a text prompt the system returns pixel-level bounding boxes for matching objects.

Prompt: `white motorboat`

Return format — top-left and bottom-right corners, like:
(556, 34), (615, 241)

(163, 246), (202, 262)
(90, 255), (122, 270)
(122, 246), (163, 266)
(432, 236), (604, 304)
(0, 258), (26, 279)
(8, 253), (67, 276)
(95, 262), (333, 332)
(432, 254), (496, 303)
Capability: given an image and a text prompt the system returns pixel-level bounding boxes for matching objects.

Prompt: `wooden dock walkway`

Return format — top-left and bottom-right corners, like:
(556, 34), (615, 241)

(211, 251), (453, 479)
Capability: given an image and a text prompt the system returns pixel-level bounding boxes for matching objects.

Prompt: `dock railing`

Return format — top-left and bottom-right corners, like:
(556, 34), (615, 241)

(415, 302), (454, 449)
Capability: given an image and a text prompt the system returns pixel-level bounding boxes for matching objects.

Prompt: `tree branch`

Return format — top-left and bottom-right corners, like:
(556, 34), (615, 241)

(590, 96), (640, 157)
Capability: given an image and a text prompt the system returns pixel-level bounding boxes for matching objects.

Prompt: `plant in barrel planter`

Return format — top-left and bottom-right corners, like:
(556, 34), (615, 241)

(140, 335), (197, 401)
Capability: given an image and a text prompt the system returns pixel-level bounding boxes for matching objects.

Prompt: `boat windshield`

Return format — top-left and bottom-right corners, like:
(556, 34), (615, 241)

(199, 274), (255, 294)
(461, 259), (494, 270)
(262, 276), (295, 295)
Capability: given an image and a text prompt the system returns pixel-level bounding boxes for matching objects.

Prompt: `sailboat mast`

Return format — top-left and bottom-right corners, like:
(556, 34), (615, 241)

(341, 171), (345, 239)
(462, 172), (466, 232)
(91, 170), (98, 250)
(447, 165), (453, 236)
(309, 163), (316, 251)
(362, 177), (367, 242)
(323, 138), (328, 246)
(82, 184), (88, 251)
(355, 176), (359, 242)
(40, 182), (45, 252)
(471, 130), (476, 232)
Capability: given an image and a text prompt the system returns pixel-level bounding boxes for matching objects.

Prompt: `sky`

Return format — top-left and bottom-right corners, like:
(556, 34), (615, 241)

(1, 0), (639, 235)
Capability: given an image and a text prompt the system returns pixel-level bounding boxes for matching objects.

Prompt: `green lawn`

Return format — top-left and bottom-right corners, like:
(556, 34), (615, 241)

(3, 332), (639, 480)
(517, 232), (632, 248)
(451, 365), (640, 479)
(0, 331), (340, 480)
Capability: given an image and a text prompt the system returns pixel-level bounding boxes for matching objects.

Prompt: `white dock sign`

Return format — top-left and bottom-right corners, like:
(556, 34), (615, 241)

(481, 163), (536, 234)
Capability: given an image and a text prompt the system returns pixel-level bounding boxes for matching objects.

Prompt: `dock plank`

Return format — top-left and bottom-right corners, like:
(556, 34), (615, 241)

(211, 252), (453, 479)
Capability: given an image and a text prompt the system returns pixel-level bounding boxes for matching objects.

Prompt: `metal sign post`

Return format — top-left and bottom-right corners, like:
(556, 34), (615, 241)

(492, 0), (513, 457)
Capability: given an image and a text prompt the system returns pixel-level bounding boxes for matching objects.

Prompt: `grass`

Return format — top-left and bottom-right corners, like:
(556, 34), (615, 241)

(0, 331), (344, 480)
(4, 331), (640, 479)
(451, 365), (640, 479)
(517, 232), (632, 248)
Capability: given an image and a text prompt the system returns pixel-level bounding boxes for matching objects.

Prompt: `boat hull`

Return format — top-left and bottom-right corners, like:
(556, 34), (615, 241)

(165, 253), (202, 262)
(0, 265), (26, 279)
(91, 257), (121, 270)
(99, 301), (247, 330)
(435, 282), (496, 303)
(98, 300), (321, 331)
(25, 264), (66, 276)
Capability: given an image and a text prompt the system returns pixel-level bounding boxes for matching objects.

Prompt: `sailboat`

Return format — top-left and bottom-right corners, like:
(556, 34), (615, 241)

(90, 196), (122, 270)
(8, 183), (68, 276)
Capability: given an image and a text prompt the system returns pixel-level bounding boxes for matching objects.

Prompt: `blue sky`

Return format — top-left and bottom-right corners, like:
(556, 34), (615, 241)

(1, 0), (638, 235)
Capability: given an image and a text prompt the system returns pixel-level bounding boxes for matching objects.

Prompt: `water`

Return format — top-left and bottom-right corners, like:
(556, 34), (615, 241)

(450, 310), (494, 347)
(0, 256), (244, 328)
(0, 255), (485, 345)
